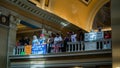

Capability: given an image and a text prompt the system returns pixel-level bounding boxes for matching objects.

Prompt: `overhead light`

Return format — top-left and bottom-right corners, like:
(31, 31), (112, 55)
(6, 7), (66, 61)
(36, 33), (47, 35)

(74, 66), (83, 68)
(0, 10), (2, 15)
(60, 22), (68, 26)
(116, 67), (120, 68)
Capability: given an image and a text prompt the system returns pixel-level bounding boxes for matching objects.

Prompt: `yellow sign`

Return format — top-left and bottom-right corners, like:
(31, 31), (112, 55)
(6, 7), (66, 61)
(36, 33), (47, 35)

(25, 45), (32, 55)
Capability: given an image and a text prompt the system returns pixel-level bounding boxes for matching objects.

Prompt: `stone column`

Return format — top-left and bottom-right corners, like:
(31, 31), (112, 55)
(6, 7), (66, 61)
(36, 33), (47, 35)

(112, 0), (120, 68)
(8, 15), (20, 55)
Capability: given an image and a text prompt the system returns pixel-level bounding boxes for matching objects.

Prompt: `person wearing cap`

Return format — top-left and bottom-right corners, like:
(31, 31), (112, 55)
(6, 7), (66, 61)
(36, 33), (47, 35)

(38, 34), (46, 54)
(39, 34), (46, 45)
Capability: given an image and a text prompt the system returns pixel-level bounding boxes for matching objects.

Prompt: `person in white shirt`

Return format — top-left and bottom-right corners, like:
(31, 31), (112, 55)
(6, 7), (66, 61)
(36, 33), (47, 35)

(71, 32), (77, 42)
(54, 34), (62, 44)
(53, 33), (63, 52)
(32, 35), (40, 46)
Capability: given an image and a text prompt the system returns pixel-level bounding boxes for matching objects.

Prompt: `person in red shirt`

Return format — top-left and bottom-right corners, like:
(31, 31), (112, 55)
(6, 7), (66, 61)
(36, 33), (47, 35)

(104, 31), (111, 39)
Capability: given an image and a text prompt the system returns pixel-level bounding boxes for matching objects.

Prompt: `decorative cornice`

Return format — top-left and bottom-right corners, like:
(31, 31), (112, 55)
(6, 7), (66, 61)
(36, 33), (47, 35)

(6, 0), (69, 27)
(3, 0), (80, 32)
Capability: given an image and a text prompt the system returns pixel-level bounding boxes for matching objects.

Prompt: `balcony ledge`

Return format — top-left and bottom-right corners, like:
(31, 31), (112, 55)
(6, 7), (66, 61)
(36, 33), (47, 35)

(9, 49), (112, 60)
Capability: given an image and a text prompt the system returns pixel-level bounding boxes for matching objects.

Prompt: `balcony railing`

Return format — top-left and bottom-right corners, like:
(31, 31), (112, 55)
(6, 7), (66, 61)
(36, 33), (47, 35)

(67, 39), (111, 52)
(13, 39), (111, 55)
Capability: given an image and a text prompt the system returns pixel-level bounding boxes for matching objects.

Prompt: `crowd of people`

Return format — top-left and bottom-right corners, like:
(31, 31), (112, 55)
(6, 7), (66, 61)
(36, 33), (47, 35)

(46, 30), (84, 53)
(17, 36), (30, 46)
(16, 28), (111, 54)
(16, 30), (84, 53)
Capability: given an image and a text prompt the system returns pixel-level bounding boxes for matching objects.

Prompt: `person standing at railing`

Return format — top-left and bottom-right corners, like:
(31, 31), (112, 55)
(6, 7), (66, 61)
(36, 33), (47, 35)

(39, 34), (46, 45)
(19, 36), (25, 46)
(24, 36), (30, 46)
(32, 35), (40, 45)
(97, 26), (103, 50)
(104, 31), (111, 39)
(19, 36), (30, 46)
(104, 31), (111, 49)
(63, 32), (71, 52)
(77, 30), (84, 42)
(47, 35), (54, 53)
(32, 35), (40, 54)
(77, 30), (84, 50)
(71, 32), (77, 42)
(38, 34), (47, 54)
(53, 33), (63, 53)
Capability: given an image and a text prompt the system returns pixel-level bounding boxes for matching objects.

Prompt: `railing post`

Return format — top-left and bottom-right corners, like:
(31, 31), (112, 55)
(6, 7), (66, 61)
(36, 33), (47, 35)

(17, 47), (18, 55)
(109, 39), (112, 49)
(103, 39), (107, 49)
(75, 43), (77, 52)
(106, 39), (111, 49)
(98, 41), (101, 50)
(81, 41), (83, 51)
(13, 47), (15, 55)
(68, 43), (70, 52)
(18, 48), (20, 55)
(78, 43), (80, 51)
(102, 40), (104, 50)
(72, 44), (73, 52)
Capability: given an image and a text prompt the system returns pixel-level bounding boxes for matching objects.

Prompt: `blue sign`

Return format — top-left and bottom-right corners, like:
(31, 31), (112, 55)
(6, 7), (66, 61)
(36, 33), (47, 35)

(32, 44), (46, 54)
(85, 32), (97, 41)
(32, 39), (46, 54)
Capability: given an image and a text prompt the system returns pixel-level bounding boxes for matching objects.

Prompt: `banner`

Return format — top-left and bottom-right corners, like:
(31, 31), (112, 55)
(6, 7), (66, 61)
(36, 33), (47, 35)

(25, 45), (32, 55)
(32, 44), (47, 54)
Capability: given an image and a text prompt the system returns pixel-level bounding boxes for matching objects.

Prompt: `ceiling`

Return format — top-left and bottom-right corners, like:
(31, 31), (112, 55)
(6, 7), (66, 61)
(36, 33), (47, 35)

(0, 0), (111, 33)
(17, 24), (40, 34)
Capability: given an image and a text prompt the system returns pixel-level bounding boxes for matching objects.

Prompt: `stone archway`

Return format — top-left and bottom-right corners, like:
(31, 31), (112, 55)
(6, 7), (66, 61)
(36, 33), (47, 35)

(87, 0), (110, 32)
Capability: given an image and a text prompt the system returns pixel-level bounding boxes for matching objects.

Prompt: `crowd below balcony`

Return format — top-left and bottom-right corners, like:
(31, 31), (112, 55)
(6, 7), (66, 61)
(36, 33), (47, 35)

(15, 29), (111, 55)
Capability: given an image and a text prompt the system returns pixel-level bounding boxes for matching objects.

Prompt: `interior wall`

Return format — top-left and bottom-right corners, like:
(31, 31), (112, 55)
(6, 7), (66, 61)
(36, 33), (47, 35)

(111, 0), (120, 68)
(0, 26), (8, 68)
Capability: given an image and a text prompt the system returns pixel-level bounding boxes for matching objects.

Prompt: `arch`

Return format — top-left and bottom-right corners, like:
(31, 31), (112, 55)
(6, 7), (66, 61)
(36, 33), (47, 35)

(87, 0), (110, 32)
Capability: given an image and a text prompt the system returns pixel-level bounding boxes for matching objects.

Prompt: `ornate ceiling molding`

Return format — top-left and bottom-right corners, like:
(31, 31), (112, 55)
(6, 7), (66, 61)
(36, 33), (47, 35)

(1, 0), (80, 33)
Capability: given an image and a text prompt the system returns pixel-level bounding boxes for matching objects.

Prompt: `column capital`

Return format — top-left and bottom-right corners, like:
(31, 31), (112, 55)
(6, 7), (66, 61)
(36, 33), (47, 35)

(9, 14), (20, 30)
(9, 14), (20, 24)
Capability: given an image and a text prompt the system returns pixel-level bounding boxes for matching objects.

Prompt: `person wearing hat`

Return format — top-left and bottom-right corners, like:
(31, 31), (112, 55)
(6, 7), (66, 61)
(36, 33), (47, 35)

(39, 34), (46, 45)
(38, 34), (46, 54)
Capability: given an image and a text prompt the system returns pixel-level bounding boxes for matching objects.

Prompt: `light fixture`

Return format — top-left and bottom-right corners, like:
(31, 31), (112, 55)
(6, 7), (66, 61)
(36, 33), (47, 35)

(60, 22), (68, 27)
(0, 10), (2, 15)
(73, 66), (83, 68)
(116, 67), (120, 68)
(80, 0), (92, 5)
